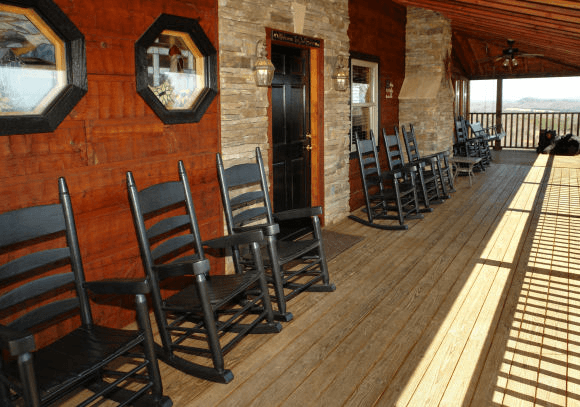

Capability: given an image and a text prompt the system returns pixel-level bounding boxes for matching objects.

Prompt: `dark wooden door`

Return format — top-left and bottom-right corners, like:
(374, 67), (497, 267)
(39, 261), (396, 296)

(271, 44), (311, 213)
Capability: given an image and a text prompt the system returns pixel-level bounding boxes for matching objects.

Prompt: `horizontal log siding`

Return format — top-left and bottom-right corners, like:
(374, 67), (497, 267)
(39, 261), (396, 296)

(0, 0), (222, 342)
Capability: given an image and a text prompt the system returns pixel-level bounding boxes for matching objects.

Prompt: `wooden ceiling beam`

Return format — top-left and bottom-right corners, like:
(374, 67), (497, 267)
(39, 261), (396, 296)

(453, 0), (580, 14)
(395, 0), (580, 37)
(448, 12), (580, 38)
(453, 29), (580, 62)
(451, 36), (472, 76)
(394, 0), (580, 22)
(452, 23), (580, 55)
(463, 37), (484, 77)
(394, 0), (580, 79)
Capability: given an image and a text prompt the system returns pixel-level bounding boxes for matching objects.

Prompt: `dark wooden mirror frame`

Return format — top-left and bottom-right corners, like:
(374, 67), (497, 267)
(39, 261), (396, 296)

(0, 0), (87, 136)
(135, 14), (218, 124)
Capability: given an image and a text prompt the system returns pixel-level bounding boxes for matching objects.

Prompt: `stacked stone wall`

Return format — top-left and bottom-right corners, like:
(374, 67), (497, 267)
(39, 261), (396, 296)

(399, 7), (454, 156)
(218, 0), (351, 224)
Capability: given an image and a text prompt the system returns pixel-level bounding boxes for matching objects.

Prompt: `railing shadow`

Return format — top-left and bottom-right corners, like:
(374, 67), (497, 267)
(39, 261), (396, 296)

(458, 152), (580, 405)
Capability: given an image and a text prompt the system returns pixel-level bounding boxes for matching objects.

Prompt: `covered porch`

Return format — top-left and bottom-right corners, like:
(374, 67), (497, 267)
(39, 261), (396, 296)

(145, 149), (580, 406)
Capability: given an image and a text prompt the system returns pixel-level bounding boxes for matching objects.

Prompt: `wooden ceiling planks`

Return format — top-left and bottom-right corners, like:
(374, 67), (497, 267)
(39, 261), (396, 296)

(393, 0), (580, 79)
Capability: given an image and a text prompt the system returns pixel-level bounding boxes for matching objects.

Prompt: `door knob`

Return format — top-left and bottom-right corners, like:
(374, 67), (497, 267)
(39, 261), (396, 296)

(305, 145), (312, 151)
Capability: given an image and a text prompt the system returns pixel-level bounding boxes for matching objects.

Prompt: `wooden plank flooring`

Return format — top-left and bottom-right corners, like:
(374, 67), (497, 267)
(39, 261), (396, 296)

(69, 149), (580, 406)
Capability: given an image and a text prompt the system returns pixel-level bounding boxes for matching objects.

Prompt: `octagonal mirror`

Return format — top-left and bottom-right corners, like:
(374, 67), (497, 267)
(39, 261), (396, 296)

(135, 14), (217, 124)
(0, 0), (87, 135)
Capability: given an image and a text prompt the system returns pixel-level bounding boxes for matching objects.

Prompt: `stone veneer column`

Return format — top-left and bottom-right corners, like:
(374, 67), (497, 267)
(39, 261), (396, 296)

(399, 7), (454, 156)
(218, 0), (351, 224)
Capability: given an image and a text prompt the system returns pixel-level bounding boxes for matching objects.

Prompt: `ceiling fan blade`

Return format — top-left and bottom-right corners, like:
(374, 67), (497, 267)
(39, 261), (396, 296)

(519, 53), (544, 58)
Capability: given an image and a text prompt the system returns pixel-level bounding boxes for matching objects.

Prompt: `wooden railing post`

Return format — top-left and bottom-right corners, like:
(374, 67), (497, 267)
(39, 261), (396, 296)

(495, 79), (503, 150)
(469, 111), (580, 149)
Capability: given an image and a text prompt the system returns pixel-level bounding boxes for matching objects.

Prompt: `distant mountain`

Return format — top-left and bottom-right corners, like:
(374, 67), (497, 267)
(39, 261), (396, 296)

(471, 97), (580, 113)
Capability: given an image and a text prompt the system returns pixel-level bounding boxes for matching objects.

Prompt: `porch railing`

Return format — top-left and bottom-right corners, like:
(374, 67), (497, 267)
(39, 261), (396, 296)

(468, 112), (580, 149)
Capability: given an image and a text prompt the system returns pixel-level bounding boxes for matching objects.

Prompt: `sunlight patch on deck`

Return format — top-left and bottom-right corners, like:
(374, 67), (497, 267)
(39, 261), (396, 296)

(494, 163), (580, 406)
(395, 160), (545, 407)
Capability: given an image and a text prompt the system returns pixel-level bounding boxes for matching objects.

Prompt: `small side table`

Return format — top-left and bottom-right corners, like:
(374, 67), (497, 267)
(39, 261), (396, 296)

(449, 156), (482, 186)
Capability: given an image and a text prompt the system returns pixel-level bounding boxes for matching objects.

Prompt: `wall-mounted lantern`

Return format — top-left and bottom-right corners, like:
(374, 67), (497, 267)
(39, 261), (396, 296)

(333, 55), (349, 91)
(385, 79), (394, 98)
(254, 40), (275, 87)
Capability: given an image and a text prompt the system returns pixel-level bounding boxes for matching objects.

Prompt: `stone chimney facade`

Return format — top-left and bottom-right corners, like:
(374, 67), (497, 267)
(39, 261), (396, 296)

(399, 7), (454, 156)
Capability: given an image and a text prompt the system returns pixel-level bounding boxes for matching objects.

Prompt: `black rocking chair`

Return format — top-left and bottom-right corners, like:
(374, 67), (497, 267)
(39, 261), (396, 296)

(384, 127), (440, 210)
(0, 178), (171, 407)
(349, 134), (423, 230)
(126, 161), (282, 384)
(401, 124), (455, 197)
(454, 116), (480, 158)
(216, 148), (335, 322)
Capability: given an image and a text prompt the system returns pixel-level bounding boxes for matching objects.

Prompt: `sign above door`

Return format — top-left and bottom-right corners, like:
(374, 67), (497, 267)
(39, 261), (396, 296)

(271, 31), (320, 48)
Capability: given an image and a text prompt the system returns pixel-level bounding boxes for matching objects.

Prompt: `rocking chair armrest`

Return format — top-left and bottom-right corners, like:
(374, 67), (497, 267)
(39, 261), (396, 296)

(274, 206), (322, 221)
(233, 223), (280, 236)
(404, 162), (419, 170)
(153, 258), (211, 277)
(398, 164), (419, 177)
(0, 324), (35, 356)
(203, 229), (265, 250)
(424, 151), (447, 160)
(84, 278), (151, 296)
(415, 155), (439, 165)
(380, 169), (405, 179)
(467, 136), (484, 144)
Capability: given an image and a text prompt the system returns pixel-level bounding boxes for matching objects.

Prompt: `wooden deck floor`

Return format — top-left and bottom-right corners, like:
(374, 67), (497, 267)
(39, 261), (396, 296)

(84, 149), (580, 406)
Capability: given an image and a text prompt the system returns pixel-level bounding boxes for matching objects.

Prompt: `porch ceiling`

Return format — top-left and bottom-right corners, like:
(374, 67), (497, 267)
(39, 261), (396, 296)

(392, 0), (580, 80)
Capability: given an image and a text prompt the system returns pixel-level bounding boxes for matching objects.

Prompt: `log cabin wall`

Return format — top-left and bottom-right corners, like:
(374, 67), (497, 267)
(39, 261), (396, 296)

(347, 0), (406, 211)
(217, 0), (351, 225)
(0, 0), (221, 334)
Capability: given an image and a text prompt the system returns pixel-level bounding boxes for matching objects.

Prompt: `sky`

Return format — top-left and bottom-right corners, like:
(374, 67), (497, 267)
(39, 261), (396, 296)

(470, 76), (580, 102)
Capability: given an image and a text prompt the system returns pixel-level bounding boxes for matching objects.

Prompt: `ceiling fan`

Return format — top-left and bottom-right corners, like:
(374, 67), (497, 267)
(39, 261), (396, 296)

(493, 39), (543, 68)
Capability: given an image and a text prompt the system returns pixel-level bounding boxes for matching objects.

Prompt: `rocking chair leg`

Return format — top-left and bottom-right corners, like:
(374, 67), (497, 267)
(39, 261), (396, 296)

(17, 353), (39, 407)
(135, 294), (166, 404)
(348, 214), (409, 230)
(265, 235), (294, 322)
(311, 216), (336, 291)
(394, 184), (406, 226)
(250, 241), (284, 332)
(159, 349), (234, 384)
(194, 274), (227, 379)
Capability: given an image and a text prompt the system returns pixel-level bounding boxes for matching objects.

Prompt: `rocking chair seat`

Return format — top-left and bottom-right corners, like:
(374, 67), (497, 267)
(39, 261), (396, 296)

(271, 239), (319, 265)
(163, 269), (263, 310)
(9, 325), (146, 401)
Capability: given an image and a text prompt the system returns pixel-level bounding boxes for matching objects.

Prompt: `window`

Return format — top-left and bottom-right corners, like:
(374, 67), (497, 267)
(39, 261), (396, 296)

(135, 14), (218, 124)
(146, 30), (205, 110)
(0, 0), (87, 135)
(350, 58), (378, 147)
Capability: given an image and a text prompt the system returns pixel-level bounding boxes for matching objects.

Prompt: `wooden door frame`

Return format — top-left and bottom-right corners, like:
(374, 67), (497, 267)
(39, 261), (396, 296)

(266, 28), (325, 223)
